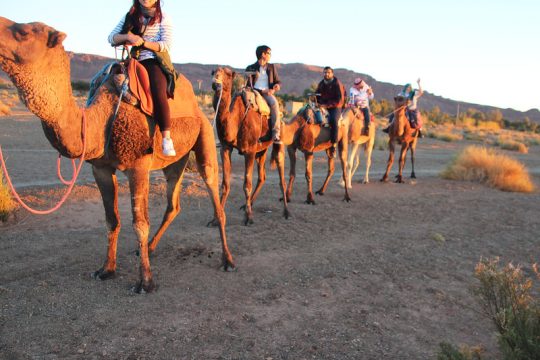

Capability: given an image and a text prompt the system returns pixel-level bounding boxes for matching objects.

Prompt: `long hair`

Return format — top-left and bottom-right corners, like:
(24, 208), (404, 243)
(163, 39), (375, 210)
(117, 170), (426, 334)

(125, 0), (163, 34)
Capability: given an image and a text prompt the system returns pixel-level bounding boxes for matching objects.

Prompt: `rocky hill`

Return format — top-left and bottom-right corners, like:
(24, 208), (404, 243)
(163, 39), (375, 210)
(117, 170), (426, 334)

(3, 52), (539, 123)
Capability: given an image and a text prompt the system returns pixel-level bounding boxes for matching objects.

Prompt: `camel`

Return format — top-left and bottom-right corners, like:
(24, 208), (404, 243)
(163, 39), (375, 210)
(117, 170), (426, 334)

(276, 106), (351, 205)
(0, 17), (234, 293)
(380, 95), (419, 183)
(211, 67), (289, 225)
(338, 108), (377, 188)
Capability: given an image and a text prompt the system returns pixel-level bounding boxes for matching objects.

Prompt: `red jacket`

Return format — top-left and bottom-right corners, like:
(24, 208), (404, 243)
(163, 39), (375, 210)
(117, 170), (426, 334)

(316, 77), (345, 109)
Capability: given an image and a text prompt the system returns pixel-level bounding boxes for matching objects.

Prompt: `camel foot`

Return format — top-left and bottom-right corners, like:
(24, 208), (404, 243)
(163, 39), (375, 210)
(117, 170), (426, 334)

(315, 190), (325, 196)
(305, 198), (316, 205)
(380, 176), (389, 182)
(131, 279), (157, 294)
(362, 179), (370, 184)
(343, 195), (351, 203)
(395, 176), (404, 183)
(283, 209), (291, 219)
(411, 173), (416, 179)
(239, 205), (246, 211)
(243, 217), (254, 226)
(206, 218), (219, 227)
(92, 268), (117, 281)
(222, 258), (237, 272)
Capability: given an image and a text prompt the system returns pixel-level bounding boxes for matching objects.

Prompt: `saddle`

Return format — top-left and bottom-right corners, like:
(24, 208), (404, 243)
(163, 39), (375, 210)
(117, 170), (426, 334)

(303, 106), (345, 127)
(87, 60), (196, 119)
(242, 88), (271, 117)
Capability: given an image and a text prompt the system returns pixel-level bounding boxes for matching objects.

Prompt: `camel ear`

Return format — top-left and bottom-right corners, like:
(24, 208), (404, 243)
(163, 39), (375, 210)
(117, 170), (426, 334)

(47, 31), (67, 48)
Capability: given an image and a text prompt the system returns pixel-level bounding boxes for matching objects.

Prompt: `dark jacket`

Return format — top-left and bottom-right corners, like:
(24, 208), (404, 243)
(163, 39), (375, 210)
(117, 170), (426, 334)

(316, 77), (345, 109)
(245, 62), (281, 90)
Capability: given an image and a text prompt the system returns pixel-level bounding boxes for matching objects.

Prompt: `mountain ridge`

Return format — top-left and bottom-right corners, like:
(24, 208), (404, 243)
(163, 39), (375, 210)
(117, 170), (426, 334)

(3, 52), (538, 123)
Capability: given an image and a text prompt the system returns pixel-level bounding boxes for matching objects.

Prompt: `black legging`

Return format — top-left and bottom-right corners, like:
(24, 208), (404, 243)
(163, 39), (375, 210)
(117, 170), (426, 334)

(140, 58), (171, 131)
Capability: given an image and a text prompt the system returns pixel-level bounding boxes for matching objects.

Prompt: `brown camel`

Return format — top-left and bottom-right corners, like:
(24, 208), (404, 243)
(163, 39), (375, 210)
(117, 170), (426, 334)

(380, 95), (419, 183)
(211, 67), (289, 225)
(338, 108), (377, 188)
(0, 17), (234, 293)
(276, 106), (351, 205)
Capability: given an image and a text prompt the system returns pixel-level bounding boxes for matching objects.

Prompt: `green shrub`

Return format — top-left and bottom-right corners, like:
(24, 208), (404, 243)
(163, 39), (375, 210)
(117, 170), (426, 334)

(473, 258), (540, 359)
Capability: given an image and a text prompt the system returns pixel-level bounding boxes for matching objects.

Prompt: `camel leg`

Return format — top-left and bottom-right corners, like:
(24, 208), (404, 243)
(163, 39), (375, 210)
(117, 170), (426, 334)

(396, 143), (409, 183)
(338, 141), (351, 202)
(304, 152), (316, 205)
(125, 165), (155, 294)
(285, 146), (297, 203)
(381, 141), (395, 182)
(148, 156), (189, 253)
(410, 139), (417, 179)
(219, 144), (233, 208)
(364, 138), (375, 184)
(193, 120), (234, 270)
(344, 142), (360, 188)
(208, 144), (232, 227)
(315, 150), (335, 196)
(92, 165), (120, 281)
(273, 143), (290, 219)
(243, 152), (256, 225)
(249, 150), (268, 206)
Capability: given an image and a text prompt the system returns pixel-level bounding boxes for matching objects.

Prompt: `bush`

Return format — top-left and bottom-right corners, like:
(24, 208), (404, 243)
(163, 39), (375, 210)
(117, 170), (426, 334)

(428, 128), (463, 142)
(473, 258), (540, 359)
(437, 342), (483, 360)
(0, 99), (11, 116)
(437, 259), (539, 360)
(441, 146), (536, 193)
(0, 172), (16, 222)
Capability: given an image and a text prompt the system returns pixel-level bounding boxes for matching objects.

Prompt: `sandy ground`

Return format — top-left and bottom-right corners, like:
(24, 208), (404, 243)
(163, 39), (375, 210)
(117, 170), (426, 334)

(1, 108), (539, 359)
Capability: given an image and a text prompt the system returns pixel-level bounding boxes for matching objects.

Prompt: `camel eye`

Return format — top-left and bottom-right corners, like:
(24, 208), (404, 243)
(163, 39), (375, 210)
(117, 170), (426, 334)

(13, 24), (30, 41)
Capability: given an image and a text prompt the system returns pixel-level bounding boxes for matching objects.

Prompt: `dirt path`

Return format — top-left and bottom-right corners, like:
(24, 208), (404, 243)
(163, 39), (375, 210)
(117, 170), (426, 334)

(1, 113), (539, 359)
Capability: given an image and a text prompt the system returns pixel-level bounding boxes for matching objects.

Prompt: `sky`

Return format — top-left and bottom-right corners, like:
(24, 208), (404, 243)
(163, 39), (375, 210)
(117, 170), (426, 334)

(2, 0), (539, 112)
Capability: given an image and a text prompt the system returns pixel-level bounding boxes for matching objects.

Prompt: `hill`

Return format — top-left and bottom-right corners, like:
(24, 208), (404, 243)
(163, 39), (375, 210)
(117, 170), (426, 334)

(3, 52), (539, 123)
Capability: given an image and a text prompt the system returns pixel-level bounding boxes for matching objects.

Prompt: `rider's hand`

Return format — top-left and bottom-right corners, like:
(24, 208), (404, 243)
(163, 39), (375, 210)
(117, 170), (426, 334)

(127, 33), (144, 46)
(273, 84), (281, 92)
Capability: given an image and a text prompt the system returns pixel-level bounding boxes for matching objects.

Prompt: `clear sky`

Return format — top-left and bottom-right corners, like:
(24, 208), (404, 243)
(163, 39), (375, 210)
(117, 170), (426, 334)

(3, 0), (539, 112)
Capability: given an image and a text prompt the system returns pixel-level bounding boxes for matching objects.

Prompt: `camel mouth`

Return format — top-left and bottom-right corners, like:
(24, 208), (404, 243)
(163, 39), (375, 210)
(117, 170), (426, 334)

(212, 81), (222, 91)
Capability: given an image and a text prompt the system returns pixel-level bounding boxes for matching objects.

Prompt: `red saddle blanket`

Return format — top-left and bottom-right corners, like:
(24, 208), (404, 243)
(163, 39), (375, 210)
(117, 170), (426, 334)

(127, 59), (196, 119)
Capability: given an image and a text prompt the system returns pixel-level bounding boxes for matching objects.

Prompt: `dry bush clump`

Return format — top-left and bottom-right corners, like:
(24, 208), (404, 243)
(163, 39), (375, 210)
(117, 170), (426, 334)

(0, 172), (16, 222)
(495, 135), (529, 154)
(441, 146), (536, 193)
(427, 126), (463, 142)
(0, 99), (11, 116)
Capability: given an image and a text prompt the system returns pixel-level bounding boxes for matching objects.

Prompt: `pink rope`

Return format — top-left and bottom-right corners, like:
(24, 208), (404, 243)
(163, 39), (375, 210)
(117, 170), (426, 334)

(0, 109), (87, 215)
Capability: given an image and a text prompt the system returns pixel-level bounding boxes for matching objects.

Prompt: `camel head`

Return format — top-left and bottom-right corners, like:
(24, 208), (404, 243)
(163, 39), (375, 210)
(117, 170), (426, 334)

(0, 17), (76, 123)
(0, 16), (66, 74)
(393, 95), (408, 109)
(211, 67), (235, 93)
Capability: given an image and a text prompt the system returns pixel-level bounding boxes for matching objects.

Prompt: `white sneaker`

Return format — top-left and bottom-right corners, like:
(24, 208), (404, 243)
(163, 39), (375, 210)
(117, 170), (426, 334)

(162, 138), (176, 157)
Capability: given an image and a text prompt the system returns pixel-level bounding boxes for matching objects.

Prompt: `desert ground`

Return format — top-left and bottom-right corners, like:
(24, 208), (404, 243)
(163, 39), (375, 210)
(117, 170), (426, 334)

(1, 101), (539, 359)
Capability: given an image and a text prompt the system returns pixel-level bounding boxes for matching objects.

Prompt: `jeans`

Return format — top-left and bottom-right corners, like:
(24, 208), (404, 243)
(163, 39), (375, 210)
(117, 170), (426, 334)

(261, 92), (280, 140)
(328, 107), (341, 144)
(360, 107), (370, 129)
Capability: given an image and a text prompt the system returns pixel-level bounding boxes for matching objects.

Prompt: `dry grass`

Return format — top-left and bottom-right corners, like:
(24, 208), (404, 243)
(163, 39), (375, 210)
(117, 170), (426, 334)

(441, 146), (536, 193)
(0, 172), (16, 222)
(0, 100), (11, 116)
(427, 126), (463, 142)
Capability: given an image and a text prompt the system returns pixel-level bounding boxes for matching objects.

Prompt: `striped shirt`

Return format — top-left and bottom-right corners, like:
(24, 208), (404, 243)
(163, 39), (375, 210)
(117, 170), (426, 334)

(108, 12), (173, 61)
